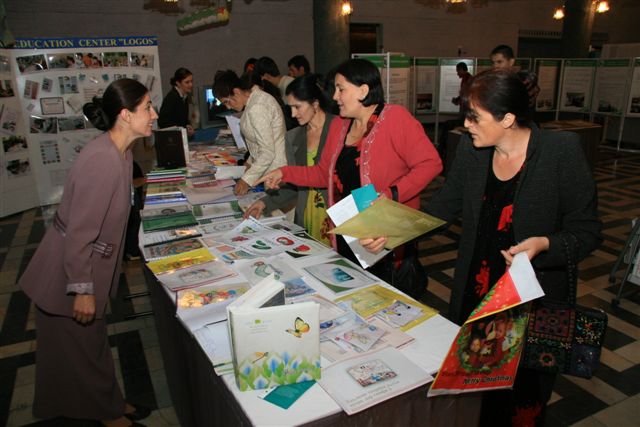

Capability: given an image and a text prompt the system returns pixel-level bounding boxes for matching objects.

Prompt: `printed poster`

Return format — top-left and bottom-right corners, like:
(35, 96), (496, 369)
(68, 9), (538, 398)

(592, 59), (631, 116)
(414, 58), (438, 114)
(535, 59), (562, 112)
(626, 58), (640, 117)
(559, 59), (597, 113)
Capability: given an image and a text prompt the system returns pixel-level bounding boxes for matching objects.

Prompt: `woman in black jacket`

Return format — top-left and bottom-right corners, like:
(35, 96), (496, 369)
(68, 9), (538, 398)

(158, 67), (194, 137)
(362, 69), (602, 426)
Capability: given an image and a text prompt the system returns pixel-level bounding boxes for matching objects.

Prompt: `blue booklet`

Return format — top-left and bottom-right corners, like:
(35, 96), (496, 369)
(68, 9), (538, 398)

(351, 184), (378, 212)
(258, 381), (316, 409)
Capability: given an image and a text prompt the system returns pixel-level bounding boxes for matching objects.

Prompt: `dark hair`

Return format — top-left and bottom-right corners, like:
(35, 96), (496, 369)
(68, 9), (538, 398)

(334, 59), (384, 106)
(490, 44), (515, 59)
(170, 67), (192, 87)
(255, 56), (280, 78)
(460, 69), (531, 127)
(243, 57), (257, 72)
(285, 74), (328, 111)
(456, 62), (468, 72)
(287, 55), (310, 73)
(212, 69), (252, 98)
(82, 78), (148, 131)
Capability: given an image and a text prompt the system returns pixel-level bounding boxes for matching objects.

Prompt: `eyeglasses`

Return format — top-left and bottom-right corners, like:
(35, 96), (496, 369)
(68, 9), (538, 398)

(220, 96), (233, 106)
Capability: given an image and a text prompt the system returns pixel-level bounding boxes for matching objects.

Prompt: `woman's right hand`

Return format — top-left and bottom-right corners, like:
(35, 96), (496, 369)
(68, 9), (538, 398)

(256, 168), (284, 190)
(244, 200), (266, 219)
(73, 294), (96, 324)
(359, 237), (388, 254)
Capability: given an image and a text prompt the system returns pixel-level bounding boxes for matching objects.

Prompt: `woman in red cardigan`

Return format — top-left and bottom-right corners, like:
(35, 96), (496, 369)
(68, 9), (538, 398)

(258, 59), (442, 294)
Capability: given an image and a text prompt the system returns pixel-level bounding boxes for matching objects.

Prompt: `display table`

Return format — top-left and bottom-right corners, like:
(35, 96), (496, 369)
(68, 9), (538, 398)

(145, 265), (482, 426)
(443, 120), (602, 175)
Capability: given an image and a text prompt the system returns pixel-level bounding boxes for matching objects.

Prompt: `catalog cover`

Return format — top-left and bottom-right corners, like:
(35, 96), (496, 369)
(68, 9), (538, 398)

(428, 253), (544, 396)
(146, 247), (215, 275)
(318, 345), (432, 415)
(142, 237), (205, 261)
(156, 259), (237, 291)
(227, 276), (321, 391)
(335, 284), (438, 331)
(303, 257), (378, 294)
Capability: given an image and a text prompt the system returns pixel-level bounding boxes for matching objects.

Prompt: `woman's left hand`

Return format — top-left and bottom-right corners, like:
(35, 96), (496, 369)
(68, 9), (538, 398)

(501, 236), (550, 266)
(359, 237), (388, 254)
(73, 294), (96, 324)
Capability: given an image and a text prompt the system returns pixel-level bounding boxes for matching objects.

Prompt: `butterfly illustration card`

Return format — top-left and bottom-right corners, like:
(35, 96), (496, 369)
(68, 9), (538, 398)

(227, 276), (321, 391)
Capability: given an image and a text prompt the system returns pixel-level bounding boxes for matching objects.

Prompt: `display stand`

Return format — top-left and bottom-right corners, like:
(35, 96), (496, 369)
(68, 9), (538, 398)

(609, 219), (640, 307)
(0, 36), (163, 217)
(351, 52), (413, 111)
(534, 58), (563, 116)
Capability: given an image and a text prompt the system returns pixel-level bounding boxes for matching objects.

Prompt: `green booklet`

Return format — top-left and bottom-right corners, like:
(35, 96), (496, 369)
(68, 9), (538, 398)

(142, 211), (198, 233)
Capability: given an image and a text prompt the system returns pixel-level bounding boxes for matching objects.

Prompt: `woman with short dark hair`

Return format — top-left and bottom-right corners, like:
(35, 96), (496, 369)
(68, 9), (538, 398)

(19, 78), (157, 426)
(244, 74), (335, 245)
(364, 69), (602, 425)
(258, 58), (442, 298)
(213, 69), (287, 196)
(158, 67), (195, 136)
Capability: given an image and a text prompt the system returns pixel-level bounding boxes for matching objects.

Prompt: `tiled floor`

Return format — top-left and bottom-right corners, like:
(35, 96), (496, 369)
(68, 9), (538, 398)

(0, 148), (639, 426)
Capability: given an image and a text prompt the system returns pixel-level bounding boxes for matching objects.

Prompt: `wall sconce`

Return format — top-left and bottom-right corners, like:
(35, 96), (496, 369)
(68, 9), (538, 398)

(341, 1), (353, 16)
(446, 0), (468, 3)
(553, 5), (565, 20)
(595, 0), (610, 13)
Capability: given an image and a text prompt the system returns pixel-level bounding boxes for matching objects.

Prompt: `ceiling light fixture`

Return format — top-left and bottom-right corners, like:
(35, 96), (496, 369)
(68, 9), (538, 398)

(553, 6), (565, 20)
(595, 0), (610, 13)
(340, 1), (353, 16)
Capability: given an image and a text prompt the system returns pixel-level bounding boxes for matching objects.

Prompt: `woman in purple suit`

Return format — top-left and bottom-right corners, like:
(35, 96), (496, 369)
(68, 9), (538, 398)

(19, 79), (157, 427)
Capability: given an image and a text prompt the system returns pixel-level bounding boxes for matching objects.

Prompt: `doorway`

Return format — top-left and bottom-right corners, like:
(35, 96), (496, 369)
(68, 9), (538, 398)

(349, 23), (382, 55)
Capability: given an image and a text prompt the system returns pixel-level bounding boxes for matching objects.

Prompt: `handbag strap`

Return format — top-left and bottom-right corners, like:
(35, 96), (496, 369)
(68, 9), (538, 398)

(561, 233), (578, 306)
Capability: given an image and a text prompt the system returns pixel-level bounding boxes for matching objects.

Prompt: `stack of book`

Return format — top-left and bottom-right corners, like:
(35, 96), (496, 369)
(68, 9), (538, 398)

(146, 168), (187, 184)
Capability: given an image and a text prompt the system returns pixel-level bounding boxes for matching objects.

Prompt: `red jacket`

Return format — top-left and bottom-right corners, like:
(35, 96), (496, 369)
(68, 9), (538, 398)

(281, 104), (442, 246)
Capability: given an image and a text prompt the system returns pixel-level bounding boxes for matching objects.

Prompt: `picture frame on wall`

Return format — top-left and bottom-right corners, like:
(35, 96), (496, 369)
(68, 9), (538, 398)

(40, 97), (65, 115)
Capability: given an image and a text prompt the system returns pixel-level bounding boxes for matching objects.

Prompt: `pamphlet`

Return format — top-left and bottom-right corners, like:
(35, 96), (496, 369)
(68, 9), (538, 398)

(318, 346), (432, 415)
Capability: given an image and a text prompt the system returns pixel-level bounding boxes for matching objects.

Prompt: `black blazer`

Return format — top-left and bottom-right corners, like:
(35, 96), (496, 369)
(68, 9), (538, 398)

(426, 125), (602, 324)
(158, 87), (189, 129)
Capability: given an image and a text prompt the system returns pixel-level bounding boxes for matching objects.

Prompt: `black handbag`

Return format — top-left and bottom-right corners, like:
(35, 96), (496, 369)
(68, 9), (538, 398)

(521, 234), (608, 379)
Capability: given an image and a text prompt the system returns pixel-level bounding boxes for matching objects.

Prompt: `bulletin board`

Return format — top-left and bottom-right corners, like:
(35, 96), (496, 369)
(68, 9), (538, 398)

(0, 36), (163, 217)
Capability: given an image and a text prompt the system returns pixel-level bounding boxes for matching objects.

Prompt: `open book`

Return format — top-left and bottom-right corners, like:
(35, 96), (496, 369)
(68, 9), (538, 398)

(226, 275), (320, 391)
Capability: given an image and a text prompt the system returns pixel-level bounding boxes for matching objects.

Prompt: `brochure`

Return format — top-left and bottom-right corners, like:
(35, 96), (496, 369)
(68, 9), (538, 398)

(156, 259), (237, 291)
(142, 237), (205, 261)
(146, 247), (215, 275)
(318, 346), (432, 415)
(303, 257), (378, 295)
(335, 284), (438, 331)
(329, 198), (446, 249)
(177, 282), (250, 331)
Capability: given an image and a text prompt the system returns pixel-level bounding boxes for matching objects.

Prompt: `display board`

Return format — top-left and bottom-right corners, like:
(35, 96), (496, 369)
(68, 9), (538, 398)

(535, 59), (562, 112)
(352, 53), (412, 111)
(626, 58), (640, 117)
(437, 58), (474, 114)
(0, 36), (163, 217)
(413, 58), (438, 114)
(559, 59), (597, 113)
(592, 59), (632, 116)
